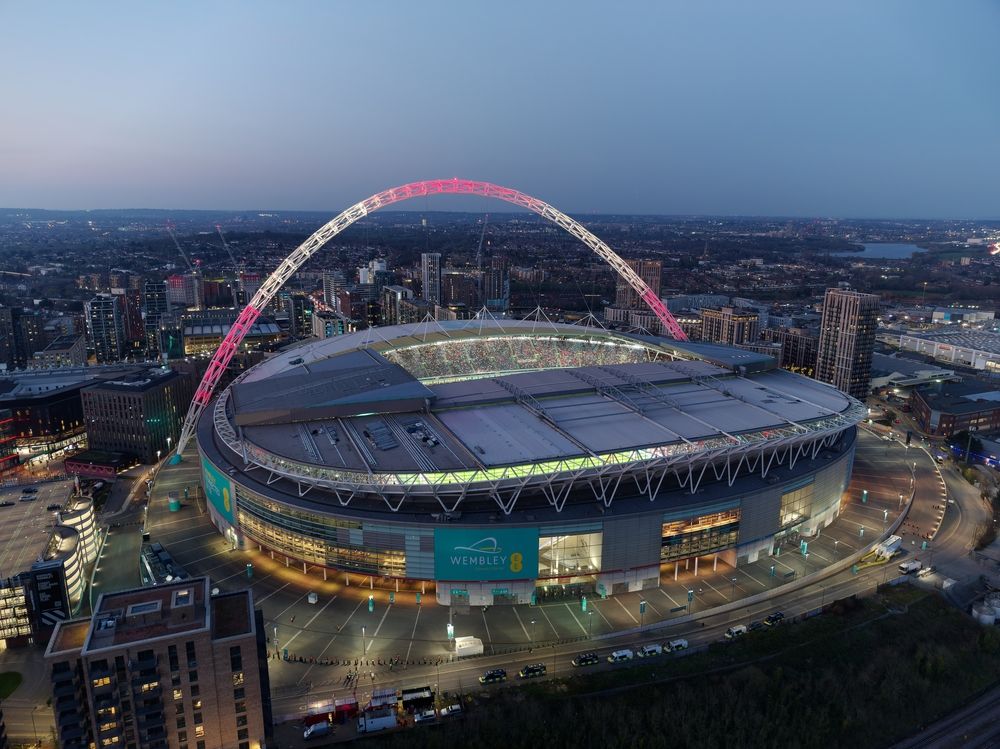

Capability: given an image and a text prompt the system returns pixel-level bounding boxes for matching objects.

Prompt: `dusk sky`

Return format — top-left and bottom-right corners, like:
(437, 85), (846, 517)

(2, 1), (998, 218)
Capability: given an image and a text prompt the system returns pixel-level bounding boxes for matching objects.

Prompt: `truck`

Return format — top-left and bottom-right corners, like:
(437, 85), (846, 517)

(454, 635), (484, 657)
(874, 535), (902, 560)
(357, 707), (397, 734)
(898, 560), (922, 574)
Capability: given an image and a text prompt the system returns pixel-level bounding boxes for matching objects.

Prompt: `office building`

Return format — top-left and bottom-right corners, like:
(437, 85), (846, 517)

(815, 289), (880, 399)
(85, 295), (126, 364)
(421, 253), (442, 305)
(81, 368), (194, 464)
(381, 285), (413, 326)
(45, 577), (272, 749)
(701, 306), (760, 346)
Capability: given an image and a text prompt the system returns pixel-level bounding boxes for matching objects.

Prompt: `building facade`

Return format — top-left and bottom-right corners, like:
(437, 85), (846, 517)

(700, 306), (760, 345)
(420, 253), (442, 305)
(32, 335), (87, 369)
(763, 326), (819, 376)
(815, 289), (879, 399)
(81, 368), (194, 464)
(45, 578), (272, 749)
(615, 259), (662, 309)
(85, 295), (126, 364)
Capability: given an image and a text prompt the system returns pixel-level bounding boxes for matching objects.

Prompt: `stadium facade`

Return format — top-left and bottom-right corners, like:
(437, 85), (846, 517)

(197, 320), (864, 605)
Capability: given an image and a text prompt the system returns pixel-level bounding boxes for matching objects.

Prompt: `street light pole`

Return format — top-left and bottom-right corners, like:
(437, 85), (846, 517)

(362, 625), (366, 657)
(530, 620), (536, 652)
(588, 611), (593, 639)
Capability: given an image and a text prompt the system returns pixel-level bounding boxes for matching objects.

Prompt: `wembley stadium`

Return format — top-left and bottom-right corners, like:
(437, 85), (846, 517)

(196, 319), (865, 605)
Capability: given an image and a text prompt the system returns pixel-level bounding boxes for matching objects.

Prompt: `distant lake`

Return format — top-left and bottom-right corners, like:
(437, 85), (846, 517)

(833, 243), (928, 259)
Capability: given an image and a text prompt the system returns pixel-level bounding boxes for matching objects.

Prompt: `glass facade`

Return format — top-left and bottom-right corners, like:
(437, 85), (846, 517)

(538, 531), (602, 580)
(660, 509), (740, 562)
(779, 478), (815, 530)
(235, 486), (406, 576)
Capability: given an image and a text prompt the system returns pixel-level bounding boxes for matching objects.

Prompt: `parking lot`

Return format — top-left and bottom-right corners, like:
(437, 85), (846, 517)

(0, 479), (74, 578)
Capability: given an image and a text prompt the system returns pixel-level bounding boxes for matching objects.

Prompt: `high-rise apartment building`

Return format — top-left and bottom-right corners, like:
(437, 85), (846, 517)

(0, 307), (29, 370)
(484, 255), (510, 314)
(321, 271), (345, 309)
(700, 306), (760, 345)
(44, 577), (272, 749)
(421, 253), (442, 305)
(85, 295), (126, 363)
(615, 259), (662, 309)
(442, 273), (477, 309)
(143, 280), (171, 356)
(815, 288), (880, 399)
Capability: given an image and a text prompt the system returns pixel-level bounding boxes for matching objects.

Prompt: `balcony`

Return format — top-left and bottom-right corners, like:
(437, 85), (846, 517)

(59, 723), (85, 742)
(53, 681), (78, 699)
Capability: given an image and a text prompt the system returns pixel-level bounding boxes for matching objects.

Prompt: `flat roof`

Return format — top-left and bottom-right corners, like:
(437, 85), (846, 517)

(47, 619), (91, 656)
(83, 367), (182, 394)
(902, 329), (1000, 356)
(86, 578), (210, 652)
(0, 480), (75, 578)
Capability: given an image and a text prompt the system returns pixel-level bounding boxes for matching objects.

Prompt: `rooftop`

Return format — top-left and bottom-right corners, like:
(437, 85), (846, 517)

(83, 367), (182, 394)
(86, 577), (210, 653)
(0, 365), (146, 400)
(211, 592), (253, 639)
(915, 382), (1000, 415)
(902, 329), (1000, 356)
(46, 619), (91, 656)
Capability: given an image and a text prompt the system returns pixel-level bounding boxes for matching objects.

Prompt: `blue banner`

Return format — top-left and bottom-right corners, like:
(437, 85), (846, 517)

(201, 456), (235, 525)
(434, 528), (539, 581)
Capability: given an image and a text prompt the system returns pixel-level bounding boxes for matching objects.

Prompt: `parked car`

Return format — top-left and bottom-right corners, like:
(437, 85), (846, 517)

(46, 504), (62, 512)
(478, 668), (507, 684)
(519, 663), (546, 679)
(21, 487), (38, 494)
(440, 704), (463, 717)
(764, 611), (785, 626)
(748, 621), (765, 632)
(666, 638), (689, 652)
(572, 652), (599, 667)
(414, 709), (437, 724)
(637, 643), (663, 657)
(18, 495), (37, 502)
(0, 501), (14, 508)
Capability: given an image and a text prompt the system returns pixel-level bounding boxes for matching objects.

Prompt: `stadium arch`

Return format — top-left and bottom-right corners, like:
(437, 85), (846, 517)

(173, 178), (689, 459)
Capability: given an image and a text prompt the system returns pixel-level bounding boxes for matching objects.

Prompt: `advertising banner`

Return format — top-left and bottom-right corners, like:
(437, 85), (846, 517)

(434, 527), (539, 581)
(201, 456), (235, 525)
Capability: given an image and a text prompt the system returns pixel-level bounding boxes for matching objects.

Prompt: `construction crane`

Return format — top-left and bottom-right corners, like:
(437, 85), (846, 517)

(165, 224), (195, 272)
(215, 224), (241, 271)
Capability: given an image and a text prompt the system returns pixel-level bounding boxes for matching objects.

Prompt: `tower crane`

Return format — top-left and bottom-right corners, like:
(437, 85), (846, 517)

(165, 224), (195, 272)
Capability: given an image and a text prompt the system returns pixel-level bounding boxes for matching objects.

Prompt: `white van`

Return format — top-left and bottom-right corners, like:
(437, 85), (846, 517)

(667, 638), (689, 652)
(637, 643), (662, 657)
(898, 560), (922, 574)
(725, 625), (748, 640)
(607, 649), (634, 663)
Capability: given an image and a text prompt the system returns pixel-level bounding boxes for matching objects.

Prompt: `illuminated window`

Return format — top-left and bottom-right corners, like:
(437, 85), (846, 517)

(173, 688), (183, 701)
(92, 676), (111, 688)
(232, 671), (244, 687)
(195, 725), (205, 738)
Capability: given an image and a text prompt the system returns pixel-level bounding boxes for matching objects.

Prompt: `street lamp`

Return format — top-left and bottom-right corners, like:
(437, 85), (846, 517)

(731, 577), (737, 600)
(639, 599), (646, 630)
(530, 619), (536, 652)
(273, 625), (278, 656)
(362, 625), (366, 657)
(588, 611), (593, 639)
(898, 492), (904, 509)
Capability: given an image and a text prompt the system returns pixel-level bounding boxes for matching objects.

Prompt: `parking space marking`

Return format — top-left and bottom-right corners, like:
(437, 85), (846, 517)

(511, 605), (532, 644)
(255, 582), (290, 606)
(538, 604), (561, 641)
(404, 605), (422, 664)
(283, 595), (337, 652)
(563, 603), (588, 636)
(612, 595), (639, 624)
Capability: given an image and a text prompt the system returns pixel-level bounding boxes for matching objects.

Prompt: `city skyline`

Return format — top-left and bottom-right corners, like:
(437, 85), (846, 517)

(2, 1), (999, 218)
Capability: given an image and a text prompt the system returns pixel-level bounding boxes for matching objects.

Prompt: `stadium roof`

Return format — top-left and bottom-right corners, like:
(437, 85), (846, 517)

(227, 320), (856, 476)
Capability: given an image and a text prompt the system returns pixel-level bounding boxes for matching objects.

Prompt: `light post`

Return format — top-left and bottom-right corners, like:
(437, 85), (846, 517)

(639, 599), (646, 630)
(899, 492), (904, 510)
(588, 611), (593, 639)
(731, 577), (737, 600)
(362, 625), (366, 657)
(273, 625), (278, 657)
(30, 705), (38, 745)
(530, 619), (536, 652)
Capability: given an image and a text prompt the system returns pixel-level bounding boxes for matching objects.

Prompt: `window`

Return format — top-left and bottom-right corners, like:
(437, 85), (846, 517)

(92, 676), (111, 688)
(178, 730), (187, 742)
(230, 646), (242, 672)
(188, 670), (198, 683)
(233, 688), (245, 700)
(236, 715), (247, 727)
(177, 717), (186, 729)
(173, 689), (183, 701)
(172, 674), (181, 687)
(168, 645), (179, 672)
(175, 703), (184, 715)
(239, 743), (250, 749)
(196, 742), (205, 749)
(186, 641), (197, 668)
(191, 685), (200, 697)
(194, 725), (205, 738)
(193, 712), (202, 725)
(237, 728), (249, 740)
(192, 699), (202, 710)
(231, 671), (244, 687)
(234, 701), (246, 714)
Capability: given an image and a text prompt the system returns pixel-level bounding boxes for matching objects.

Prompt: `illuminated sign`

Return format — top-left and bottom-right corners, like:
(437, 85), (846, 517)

(434, 528), (539, 581)
(201, 456), (235, 525)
